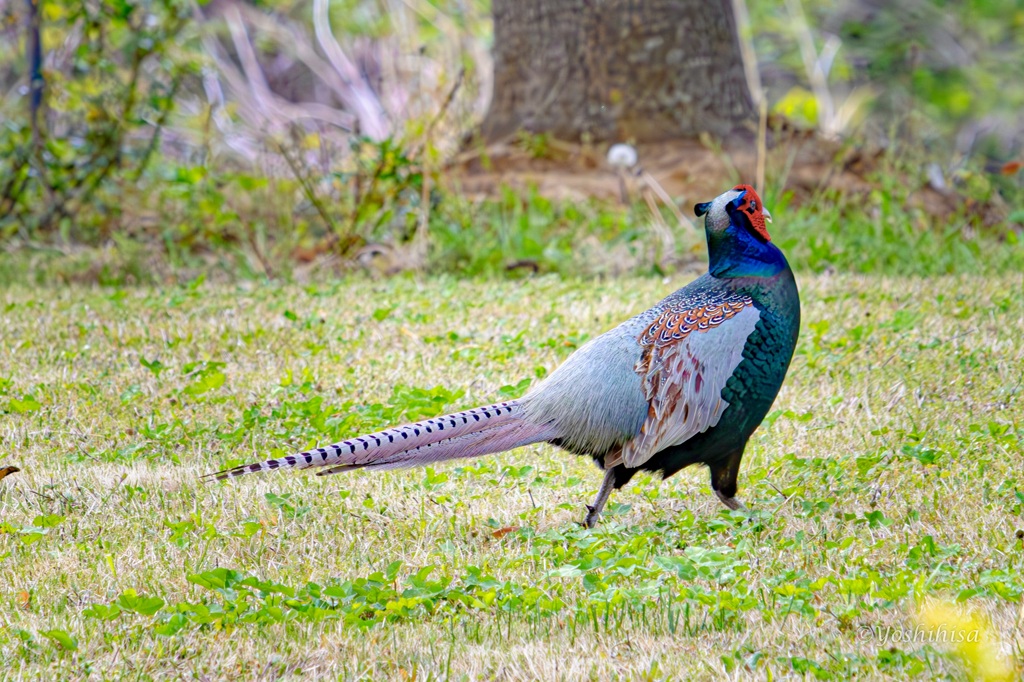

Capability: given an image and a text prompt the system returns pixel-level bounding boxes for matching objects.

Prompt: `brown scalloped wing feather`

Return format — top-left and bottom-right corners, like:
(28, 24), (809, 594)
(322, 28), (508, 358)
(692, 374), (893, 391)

(606, 295), (756, 469)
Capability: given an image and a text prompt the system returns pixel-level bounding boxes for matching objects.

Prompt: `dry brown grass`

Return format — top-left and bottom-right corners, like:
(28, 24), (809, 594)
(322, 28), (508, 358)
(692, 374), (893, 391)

(0, 273), (1022, 679)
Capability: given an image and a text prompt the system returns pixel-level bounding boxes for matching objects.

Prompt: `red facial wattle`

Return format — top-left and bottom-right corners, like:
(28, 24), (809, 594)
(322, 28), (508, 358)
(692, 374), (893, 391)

(732, 184), (772, 242)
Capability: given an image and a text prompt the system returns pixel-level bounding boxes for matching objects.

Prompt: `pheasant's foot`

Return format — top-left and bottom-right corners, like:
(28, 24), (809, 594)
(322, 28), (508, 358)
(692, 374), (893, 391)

(582, 469), (617, 528)
(715, 490), (747, 511)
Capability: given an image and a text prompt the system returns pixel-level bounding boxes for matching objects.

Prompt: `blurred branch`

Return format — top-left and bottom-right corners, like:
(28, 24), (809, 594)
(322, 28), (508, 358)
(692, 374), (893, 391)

(409, 67), (464, 159)
(785, 0), (876, 140)
(640, 170), (694, 232)
(201, 40), (354, 138)
(736, 0), (768, 193)
(28, 9), (189, 233)
(0, 150), (31, 223)
(188, 0), (481, 170)
(235, 7), (371, 117)
(756, 98), (767, 194)
(312, 0), (389, 140)
(640, 184), (675, 271)
(198, 65), (261, 162)
(224, 6), (274, 120)
(411, 163), (430, 270)
(32, 46), (147, 231)
(221, 6), (356, 132)
(269, 136), (346, 248)
(730, 0), (763, 108)
(24, 0), (57, 215)
(785, 0), (835, 135)
(25, 0), (44, 141)
(132, 73), (184, 182)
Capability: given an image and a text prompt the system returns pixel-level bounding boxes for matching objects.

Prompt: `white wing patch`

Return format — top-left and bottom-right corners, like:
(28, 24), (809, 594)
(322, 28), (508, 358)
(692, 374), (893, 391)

(611, 302), (760, 469)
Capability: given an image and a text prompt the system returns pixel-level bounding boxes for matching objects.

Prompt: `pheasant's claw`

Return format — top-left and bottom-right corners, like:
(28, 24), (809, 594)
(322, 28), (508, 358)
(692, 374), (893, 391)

(715, 489), (747, 511)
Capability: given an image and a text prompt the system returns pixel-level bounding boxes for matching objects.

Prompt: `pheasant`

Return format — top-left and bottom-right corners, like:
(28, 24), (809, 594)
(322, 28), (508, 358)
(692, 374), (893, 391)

(209, 185), (800, 528)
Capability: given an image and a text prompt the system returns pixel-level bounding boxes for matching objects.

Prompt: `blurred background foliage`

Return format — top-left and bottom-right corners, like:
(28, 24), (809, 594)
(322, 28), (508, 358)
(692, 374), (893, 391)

(0, 0), (1022, 284)
(752, 0), (1024, 164)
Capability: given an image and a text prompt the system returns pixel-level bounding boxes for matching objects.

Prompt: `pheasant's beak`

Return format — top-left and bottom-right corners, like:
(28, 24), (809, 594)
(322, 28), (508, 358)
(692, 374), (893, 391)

(763, 207), (773, 224)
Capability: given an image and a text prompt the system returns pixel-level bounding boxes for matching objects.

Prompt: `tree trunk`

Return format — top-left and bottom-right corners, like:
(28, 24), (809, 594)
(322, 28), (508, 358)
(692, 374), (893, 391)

(481, 0), (755, 143)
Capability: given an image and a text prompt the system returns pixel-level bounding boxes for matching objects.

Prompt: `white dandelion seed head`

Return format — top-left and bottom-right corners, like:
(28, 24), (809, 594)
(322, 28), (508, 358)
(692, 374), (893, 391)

(607, 143), (638, 169)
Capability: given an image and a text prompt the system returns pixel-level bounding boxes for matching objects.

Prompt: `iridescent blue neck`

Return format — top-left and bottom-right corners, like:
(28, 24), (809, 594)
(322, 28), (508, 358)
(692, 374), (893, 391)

(706, 221), (788, 279)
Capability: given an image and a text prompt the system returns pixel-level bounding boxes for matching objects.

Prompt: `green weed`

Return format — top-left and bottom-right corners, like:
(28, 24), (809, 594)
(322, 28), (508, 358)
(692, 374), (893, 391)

(0, 274), (1021, 678)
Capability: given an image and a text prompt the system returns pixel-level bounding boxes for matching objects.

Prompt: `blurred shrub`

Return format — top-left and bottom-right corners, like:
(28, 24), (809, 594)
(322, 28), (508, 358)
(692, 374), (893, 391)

(750, 0), (1024, 165)
(0, 0), (1020, 283)
(1, 0), (197, 240)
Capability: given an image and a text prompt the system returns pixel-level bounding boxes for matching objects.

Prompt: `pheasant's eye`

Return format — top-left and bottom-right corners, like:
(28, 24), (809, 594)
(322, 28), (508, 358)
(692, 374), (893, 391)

(750, 200), (758, 212)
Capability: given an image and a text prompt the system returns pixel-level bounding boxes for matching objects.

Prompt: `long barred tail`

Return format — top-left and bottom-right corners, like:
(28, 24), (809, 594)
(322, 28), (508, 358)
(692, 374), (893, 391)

(204, 400), (556, 482)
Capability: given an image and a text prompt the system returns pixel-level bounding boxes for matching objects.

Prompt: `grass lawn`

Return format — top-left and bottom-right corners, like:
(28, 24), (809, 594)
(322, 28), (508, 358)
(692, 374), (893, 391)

(1, 272), (1022, 679)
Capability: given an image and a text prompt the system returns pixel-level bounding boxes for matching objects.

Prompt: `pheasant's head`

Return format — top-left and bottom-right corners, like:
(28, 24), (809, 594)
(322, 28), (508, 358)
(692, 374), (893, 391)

(694, 185), (785, 278)
(694, 184), (772, 243)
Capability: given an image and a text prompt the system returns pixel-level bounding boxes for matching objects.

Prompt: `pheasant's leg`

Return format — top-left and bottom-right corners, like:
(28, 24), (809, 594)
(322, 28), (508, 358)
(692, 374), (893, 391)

(709, 448), (748, 511)
(583, 468), (617, 528)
